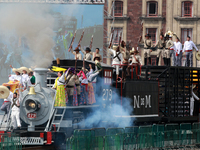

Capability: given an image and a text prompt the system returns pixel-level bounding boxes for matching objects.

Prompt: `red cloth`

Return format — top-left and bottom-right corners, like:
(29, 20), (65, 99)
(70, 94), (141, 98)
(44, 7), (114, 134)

(185, 50), (192, 52)
(81, 83), (88, 92)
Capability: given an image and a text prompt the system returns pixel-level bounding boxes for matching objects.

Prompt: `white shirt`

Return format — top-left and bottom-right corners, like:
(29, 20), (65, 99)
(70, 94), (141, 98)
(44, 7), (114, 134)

(11, 97), (21, 111)
(22, 74), (29, 87)
(170, 42), (176, 51)
(130, 54), (142, 65)
(109, 49), (122, 65)
(52, 72), (68, 88)
(9, 75), (22, 83)
(4, 91), (13, 102)
(174, 41), (183, 54)
(183, 40), (198, 52)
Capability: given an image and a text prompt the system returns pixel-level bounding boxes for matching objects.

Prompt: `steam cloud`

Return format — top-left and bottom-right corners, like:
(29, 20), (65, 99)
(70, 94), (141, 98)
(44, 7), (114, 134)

(81, 78), (134, 128)
(0, 4), (55, 68)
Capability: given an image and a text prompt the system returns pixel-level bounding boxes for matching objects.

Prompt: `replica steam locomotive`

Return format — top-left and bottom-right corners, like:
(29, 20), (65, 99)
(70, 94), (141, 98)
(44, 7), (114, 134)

(1, 59), (199, 149)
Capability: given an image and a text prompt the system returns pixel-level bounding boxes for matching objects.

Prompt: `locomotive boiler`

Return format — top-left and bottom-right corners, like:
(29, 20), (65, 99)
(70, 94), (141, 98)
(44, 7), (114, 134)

(20, 68), (56, 131)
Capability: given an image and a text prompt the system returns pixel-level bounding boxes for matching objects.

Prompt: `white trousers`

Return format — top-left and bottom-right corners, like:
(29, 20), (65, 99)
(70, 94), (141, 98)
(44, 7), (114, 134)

(190, 97), (194, 116)
(11, 110), (21, 128)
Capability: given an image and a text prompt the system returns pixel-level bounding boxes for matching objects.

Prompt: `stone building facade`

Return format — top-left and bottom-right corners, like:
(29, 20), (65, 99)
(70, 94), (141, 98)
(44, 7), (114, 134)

(104, 0), (200, 66)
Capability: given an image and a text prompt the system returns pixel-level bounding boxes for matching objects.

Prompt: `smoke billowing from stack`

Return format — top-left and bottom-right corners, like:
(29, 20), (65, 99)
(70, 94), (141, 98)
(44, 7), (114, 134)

(0, 4), (55, 67)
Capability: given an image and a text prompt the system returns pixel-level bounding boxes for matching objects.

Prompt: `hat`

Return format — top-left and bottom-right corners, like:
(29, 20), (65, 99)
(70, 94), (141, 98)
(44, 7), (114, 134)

(29, 68), (33, 72)
(145, 34), (151, 37)
(112, 45), (118, 51)
(169, 35), (172, 38)
(12, 68), (21, 74)
(130, 47), (135, 54)
(165, 34), (169, 38)
(85, 47), (91, 52)
(0, 85), (10, 99)
(93, 53), (101, 61)
(74, 47), (80, 51)
(81, 67), (88, 72)
(20, 67), (30, 74)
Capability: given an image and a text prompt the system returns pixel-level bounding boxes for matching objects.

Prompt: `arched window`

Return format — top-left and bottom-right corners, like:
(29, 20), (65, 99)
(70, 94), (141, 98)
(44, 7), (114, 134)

(147, 1), (158, 16)
(182, 1), (193, 17)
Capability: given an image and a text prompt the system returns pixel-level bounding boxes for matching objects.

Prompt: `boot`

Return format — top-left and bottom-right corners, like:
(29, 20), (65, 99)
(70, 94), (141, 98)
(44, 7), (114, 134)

(156, 57), (159, 66)
(77, 95), (80, 106)
(144, 58), (147, 66)
(163, 58), (166, 66)
(168, 58), (171, 66)
(148, 57), (151, 65)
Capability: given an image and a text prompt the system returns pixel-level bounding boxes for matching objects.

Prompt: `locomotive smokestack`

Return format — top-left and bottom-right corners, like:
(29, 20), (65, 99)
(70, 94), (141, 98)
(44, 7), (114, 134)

(34, 68), (49, 87)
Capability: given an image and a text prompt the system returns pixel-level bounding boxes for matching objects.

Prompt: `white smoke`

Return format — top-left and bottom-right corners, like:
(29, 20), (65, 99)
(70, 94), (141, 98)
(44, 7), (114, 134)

(82, 78), (134, 128)
(0, 4), (55, 68)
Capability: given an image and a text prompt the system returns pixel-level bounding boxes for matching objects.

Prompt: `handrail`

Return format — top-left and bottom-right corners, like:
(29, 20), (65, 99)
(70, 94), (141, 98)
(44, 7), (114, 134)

(156, 67), (169, 78)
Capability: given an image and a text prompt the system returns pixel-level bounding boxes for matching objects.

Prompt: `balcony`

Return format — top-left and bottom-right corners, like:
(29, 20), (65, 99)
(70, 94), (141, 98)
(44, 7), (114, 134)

(140, 15), (165, 21)
(174, 16), (200, 21)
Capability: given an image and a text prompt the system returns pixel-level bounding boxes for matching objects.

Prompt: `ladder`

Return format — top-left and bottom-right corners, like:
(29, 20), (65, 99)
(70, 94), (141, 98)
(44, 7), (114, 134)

(0, 109), (12, 131)
(50, 107), (66, 132)
(45, 107), (66, 132)
(45, 91), (67, 132)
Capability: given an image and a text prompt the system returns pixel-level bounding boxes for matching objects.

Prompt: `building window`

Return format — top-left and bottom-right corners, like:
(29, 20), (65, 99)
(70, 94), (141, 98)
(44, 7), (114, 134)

(146, 28), (157, 43)
(147, 1), (158, 16)
(113, 27), (123, 44)
(114, 1), (123, 17)
(181, 28), (193, 44)
(182, 1), (193, 17)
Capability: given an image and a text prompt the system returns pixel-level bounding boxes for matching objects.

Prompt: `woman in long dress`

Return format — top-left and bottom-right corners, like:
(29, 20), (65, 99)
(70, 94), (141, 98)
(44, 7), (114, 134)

(53, 69), (70, 107)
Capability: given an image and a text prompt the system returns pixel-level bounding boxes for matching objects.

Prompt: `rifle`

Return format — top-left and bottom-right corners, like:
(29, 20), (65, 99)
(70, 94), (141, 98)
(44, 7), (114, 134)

(68, 30), (77, 52)
(89, 35), (93, 50)
(77, 30), (84, 48)
(108, 29), (114, 49)
(138, 22), (143, 43)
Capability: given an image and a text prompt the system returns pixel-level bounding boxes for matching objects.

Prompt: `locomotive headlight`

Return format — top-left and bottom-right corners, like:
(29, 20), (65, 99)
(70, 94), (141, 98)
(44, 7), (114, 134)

(25, 99), (41, 112)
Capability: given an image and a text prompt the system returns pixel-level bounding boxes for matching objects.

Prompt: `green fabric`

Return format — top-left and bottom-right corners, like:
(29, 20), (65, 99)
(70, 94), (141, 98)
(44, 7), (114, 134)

(30, 75), (35, 84)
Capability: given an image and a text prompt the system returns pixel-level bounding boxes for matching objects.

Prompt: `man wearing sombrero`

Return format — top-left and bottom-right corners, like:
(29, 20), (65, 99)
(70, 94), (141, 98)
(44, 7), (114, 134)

(154, 34), (165, 66)
(66, 68), (76, 106)
(165, 35), (174, 66)
(19, 67), (30, 89)
(71, 47), (82, 60)
(129, 47), (142, 79)
(139, 34), (153, 65)
(80, 45), (92, 61)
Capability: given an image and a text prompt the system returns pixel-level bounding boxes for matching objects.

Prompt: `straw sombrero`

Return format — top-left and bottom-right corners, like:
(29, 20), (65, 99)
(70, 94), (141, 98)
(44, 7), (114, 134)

(12, 68), (22, 74)
(20, 67), (30, 73)
(0, 86), (10, 99)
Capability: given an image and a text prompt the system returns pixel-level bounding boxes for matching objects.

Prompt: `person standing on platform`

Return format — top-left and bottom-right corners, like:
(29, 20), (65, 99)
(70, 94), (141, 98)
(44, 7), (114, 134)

(20, 67), (30, 89)
(92, 48), (102, 62)
(71, 47), (82, 60)
(129, 48), (142, 79)
(183, 35), (198, 67)
(120, 41), (130, 81)
(66, 69), (76, 106)
(109, 45), (122, 80)
(27, 68), (35, 86)
(52, 69), (70, 107)
(139, 34), (153, 65)
(80, 46), (92, 61)
(154, 34), (165, 66)
(174, 37), (183, 66)
(11, 92), (21, 130)
(169, 36), (176, 66)
(164, 35), (174, 66)
(0, 86), (13, 121)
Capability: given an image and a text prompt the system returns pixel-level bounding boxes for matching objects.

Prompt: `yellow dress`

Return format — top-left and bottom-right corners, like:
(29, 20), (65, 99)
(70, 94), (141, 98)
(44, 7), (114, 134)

(54, 77), (67, 107)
